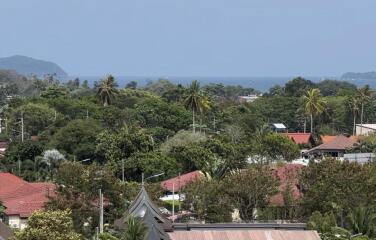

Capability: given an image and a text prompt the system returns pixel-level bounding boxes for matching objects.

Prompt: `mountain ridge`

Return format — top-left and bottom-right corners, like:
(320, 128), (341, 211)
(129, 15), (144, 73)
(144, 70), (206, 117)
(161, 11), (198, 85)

(0, 55), (68, 78)
(341, 71), (376, 80)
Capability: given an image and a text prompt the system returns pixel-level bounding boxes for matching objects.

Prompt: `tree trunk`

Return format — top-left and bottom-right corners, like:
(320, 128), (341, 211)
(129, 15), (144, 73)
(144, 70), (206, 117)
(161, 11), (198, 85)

(310, 114), (313, 134)
(199, 117), (202, 133)
(104, 97), (109, 107)
(353, 114), (356, 136)
(192, 109), (196, 133)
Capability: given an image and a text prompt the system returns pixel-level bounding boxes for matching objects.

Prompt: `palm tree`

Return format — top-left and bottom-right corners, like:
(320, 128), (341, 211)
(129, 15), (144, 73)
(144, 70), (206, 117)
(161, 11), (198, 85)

(303, 88), (326, 134)
(348, 206), (376, 237)
(123, 216), (148, 240)
(357, 85), (372, 135)
(184, 80), (205, 133)
(97, 74), (119, 107)
(349, 97), (360, 136)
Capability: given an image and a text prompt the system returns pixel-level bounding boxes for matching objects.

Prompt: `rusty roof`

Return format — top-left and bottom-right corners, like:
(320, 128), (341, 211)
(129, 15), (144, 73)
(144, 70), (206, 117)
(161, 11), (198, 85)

(168, 230), (321, 240)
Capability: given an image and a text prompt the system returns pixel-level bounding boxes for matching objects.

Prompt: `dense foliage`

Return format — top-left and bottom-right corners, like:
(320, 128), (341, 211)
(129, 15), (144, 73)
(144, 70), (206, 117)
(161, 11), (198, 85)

(1, 72), (376, 238)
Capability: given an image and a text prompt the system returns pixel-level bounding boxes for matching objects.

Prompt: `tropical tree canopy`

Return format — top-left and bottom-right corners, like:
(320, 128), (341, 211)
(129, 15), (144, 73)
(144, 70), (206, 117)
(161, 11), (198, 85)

(97, 74), (119, 107)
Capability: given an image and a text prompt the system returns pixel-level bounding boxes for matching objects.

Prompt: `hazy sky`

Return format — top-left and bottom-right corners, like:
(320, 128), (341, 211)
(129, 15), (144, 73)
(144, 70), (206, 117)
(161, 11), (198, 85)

(0, 0), (375, 77)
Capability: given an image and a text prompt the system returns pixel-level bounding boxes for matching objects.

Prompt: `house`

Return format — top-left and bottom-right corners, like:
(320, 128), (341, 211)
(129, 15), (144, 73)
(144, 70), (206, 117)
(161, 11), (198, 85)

(0, 222), (13, 240)
(270, 123), (287, 133)
(161, 171), (203, 193)
(355, 124), (376, 136)
(269, 164), (304, 207)
(115, 184), (321, 240)
(343, 153), (375, 164)
(305, 135), (358, 158)
(238, 94), (260, 103)
(281, 133), (315, 146)
(0, 173), (55, 229)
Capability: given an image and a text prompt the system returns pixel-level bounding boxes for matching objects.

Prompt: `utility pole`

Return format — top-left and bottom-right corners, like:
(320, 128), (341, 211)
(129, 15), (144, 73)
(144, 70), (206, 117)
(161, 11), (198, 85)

(304, 118), (306, 133)
(21, 113), (24, 142)
(99, 189), (104, 234)
(172, 183), (175, 223)
(213, 115), (216, 132)
(86, 109), (89, 119)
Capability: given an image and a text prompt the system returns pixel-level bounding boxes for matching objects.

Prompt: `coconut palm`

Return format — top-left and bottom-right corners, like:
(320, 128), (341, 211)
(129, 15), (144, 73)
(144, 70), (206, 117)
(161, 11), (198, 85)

(122, 216), (148, 240)
(97, 74), (119, 107)
(184, 80), (206, 133)
(349, 97), (360, 135)
(357, 85), (372, 135)
(303, 88), (326, 134)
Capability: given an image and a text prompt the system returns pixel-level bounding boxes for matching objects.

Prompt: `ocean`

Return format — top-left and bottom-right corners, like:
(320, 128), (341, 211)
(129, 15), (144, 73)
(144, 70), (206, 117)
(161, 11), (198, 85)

(69, 76), (376, 92)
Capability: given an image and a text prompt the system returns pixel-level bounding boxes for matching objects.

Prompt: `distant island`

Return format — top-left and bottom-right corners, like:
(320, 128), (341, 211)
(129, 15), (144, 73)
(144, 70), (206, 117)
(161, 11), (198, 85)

(0, 55), (68, 78)
(341, 71), (376, 80)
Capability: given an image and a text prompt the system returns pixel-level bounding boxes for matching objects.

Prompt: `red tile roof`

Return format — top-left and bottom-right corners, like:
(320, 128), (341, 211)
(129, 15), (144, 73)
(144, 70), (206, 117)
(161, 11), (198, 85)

(161, 171), (203, 192)
(309, 135), (358, 152)
(0, 173), (55, 218)
(281, 133), (314, 145)
(320, 135), (336, 144)
(269, 164), (304, 207)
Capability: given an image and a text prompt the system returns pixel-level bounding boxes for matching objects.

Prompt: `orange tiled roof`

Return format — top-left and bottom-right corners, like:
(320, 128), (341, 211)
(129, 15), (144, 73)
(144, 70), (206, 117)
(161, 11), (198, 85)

(320, 135), (337, 144)
(161, 171), (203, 192)
(0, 173), (55, 218)
(281, 133), (313, 145)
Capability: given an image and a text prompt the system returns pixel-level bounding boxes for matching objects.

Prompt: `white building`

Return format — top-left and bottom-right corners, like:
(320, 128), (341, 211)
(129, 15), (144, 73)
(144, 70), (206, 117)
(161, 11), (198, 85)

(356, 124), (376, 136)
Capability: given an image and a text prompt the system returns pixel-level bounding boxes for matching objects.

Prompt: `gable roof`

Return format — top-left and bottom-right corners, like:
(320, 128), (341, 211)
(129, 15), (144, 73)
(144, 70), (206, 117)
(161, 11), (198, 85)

(126, 186), (172, 239)
(308, 135), (358, 153)
(0, 173), (55, 218)
(281, 133), (314, 145)
(161, 171), (203, 192)
(320, 135), (337, 144)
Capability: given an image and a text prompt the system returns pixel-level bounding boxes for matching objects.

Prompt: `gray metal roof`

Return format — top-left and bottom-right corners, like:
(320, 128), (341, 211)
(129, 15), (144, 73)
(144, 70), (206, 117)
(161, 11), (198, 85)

(127, 186), (172, 240)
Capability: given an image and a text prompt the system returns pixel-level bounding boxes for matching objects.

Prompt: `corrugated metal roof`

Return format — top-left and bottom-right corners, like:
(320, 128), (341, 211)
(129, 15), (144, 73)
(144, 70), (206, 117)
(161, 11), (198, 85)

(272, 124), (286, 129)
(168, 230), (321, 240)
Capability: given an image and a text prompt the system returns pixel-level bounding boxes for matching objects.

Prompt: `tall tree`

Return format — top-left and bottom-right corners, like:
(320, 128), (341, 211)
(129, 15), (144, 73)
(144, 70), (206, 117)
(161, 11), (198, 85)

(304, 88), (326, 134)
(349, 97), (360, 135)
(97, 74), (119, 107)
(357, 85), (372, 135)
(184, 80), (205, 133)
(223, 165), (278, 221)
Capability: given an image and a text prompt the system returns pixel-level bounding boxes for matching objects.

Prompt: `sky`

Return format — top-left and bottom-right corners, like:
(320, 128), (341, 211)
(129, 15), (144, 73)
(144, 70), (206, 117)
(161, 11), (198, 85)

(0, 0), (375, 77)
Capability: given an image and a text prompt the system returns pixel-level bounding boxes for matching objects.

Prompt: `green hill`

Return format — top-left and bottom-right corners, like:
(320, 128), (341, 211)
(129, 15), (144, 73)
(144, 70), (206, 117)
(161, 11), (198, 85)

(0, 55), (68, 78)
